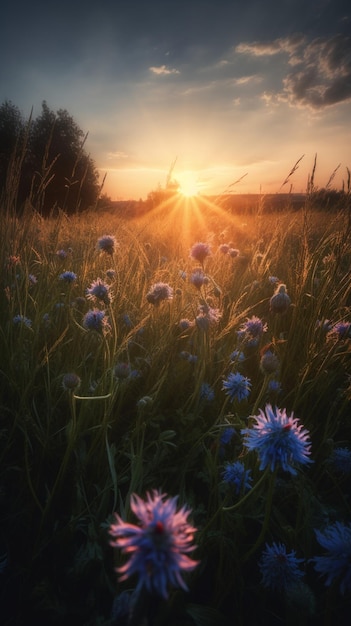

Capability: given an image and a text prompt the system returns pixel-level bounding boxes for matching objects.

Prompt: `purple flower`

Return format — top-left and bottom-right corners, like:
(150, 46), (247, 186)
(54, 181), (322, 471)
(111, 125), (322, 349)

(268, 379), (282, 394)
(328, 447), (351, 475)
(327, 321), (351, 342)
(199, 382), (215, 403)
(114, 362), (131, 379)
(86, 277), (112, 305)
(109, 490), (199, 599)
(220, 427), (236, 447)
(229, 248), (240, 258)
(59, 271), (77, 283)
(56, 249), (68, 260)
(270, 284), (291, 314)
(106, 269), (116, 280)
(312, 522), (351, 595)
(97, 235), (117, 255)
(219, 243), (230, 254)
(239, 316), (267, 341)
(190, 242), (211, 264)
(62, 372), (81, 391)
(146, 282), (173, 306)
(259, 542), (304, 591)
(242, 404), (312, 475)
(222, 460), (253, 494)
(190, 269), (206, 290)
(260, 350), (280, 375)
(13, 314), (32, 328)
(83, 308), (110, 334)
(222, 372), (251, 402)
(179, 318), (193, 331)
(28, 274), (37, 285)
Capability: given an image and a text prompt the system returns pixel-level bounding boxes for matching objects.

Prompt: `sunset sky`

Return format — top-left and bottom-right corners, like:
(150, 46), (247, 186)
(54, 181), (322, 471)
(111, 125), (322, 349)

(1, 0), (351, 199)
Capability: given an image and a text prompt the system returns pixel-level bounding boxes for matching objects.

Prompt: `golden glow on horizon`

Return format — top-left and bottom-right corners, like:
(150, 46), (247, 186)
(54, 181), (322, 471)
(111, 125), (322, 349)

(177, 172), (201, 198)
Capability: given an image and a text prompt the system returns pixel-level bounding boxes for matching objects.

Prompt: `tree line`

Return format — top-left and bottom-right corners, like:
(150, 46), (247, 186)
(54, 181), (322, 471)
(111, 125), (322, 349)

(0, 100), (101, 215)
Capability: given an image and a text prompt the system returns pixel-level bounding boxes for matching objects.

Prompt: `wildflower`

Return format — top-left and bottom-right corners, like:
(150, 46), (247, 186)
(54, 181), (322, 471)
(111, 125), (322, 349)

(220, 427), (236, 447)
(56, 249), (67, 260)
(270, 283), (291, 314)
(179, 351), (198, 364)
(268, 379), (282, 394)
(199, 382), (215, 403)
(83, 308), (110, 334)
(260, 350), (280, 375)
(222, 372), (251, 402)
(190, 242), (211, 264)
(327, 321), (351, 342)
(114, 362), (131, 380)
(106, 268), (116, 280)
(239, 316), (267, 341)
(259, 542), (304, 591)
(268, 276), (280, 285)
(97, 234), (117, 255)
(146, 282), (173, 306)
(328, 447), (351, 475)
(190, 269), (206, 290)
(219, 243), (230, 254)
(312, 522), (351, 595)
(62, 372), (81, 391)
(28, 274), (37, 285)
(13, 314), (32, 328)
(229, 248), (240, 258)
(59, 271), (77, 283)
(179, 318), (193, 331)
(242, 404), (312, 475)
(229, 349), (245, 363)
(109, 489), (199, 599)
(196, 304), (221, 331)
(86, 277), (112, 305)
(222, 460), (253, 495)
(121, 313), (133, 328)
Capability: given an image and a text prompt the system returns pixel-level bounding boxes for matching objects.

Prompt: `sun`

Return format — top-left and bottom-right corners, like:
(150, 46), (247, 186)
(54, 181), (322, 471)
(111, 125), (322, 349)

(177, 173), (201, 198)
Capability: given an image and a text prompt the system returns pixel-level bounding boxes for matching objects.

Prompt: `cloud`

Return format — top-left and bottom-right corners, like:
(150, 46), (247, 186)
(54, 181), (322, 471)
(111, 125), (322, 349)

(237, 33), (351, 109)
(149, 65), (180, 75)
(283, 35), (351, 108)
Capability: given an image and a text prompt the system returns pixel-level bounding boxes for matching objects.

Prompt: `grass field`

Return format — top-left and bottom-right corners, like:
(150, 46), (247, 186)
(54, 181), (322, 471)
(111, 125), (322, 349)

(1, 191), (351, 625)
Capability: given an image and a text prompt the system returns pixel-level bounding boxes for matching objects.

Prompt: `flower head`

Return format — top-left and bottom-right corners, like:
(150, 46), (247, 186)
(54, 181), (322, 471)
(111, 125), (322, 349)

(190, 269), (206, 290)
(327, 321), (351, 342)
(312, 522), (351, 595)
(109, 490), (199, 599)
(83, 308), (110, 334)
(259, 542), (304, 591)
(222, 460), (252, 495)
(190, 242), (211, 264)
(86, 277), (112, 305)
(56, 249), (68, 260)
(242, 404), (312, 475)
(222, 372), (251, 403)
(199, 382), (215, 403)
(13, 314), (32, 328)
(59, 271), (77, 284)
(146, 282), (173, 306)
(260, 349), (280, 375)
(62, 372), (81, 391)
(328, 447), (351, 475)
(270, 284), (291, 314)
(97, 235), (117, 255)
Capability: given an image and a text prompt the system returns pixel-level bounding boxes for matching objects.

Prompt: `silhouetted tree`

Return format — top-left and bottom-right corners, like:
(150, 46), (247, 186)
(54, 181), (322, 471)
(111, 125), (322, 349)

(0, 100), (100, 214)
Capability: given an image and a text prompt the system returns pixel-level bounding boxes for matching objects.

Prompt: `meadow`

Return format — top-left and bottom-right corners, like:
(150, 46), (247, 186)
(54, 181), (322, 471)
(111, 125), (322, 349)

(0, 189), (351, 625)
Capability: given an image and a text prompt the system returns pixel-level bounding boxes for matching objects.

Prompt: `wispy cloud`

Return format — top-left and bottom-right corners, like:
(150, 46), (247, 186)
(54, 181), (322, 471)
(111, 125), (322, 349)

(149, 65), (180, 75)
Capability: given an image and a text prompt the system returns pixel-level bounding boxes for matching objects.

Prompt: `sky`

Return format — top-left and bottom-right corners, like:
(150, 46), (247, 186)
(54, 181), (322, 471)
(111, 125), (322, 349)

(1, 0), (351, 200)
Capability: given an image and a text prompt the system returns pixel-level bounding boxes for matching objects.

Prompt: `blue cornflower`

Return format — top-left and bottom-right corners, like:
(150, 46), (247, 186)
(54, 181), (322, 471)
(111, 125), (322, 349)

(190, 242), (211, 264)
(199, 382), (215, 403)
(220, 427), (236, 447)
(259, 542), (304, 591)
(97, 234), (117, 255)
(222, 460), (253, 495)
(59, 271), (77, 283)
(222, 372), (251, 403)
(229, 349), (245, 363)
(13, 314), (32, 328)
(83, 308), (110, 334)
(268, 379), (282, 394)
(242, 404), (312, 475)
(328, 447), (351, 475)
(239, 316), (267, 340)
(62, 372), (81, 391)
(146, 282), (173, 306)
(109, 490), (199, 599)
(312, 522), (351, 595)
(86, 277), (112, 305)
(270, 284), (291, 314)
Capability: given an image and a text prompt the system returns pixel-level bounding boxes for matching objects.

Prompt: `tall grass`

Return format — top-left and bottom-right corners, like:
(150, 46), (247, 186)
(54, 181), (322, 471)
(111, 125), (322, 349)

(1, 185), (351, 625)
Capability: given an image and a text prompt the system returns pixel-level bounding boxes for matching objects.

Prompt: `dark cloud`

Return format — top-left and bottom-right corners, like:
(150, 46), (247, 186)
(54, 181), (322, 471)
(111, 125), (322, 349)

(283, 34), (351, 108)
